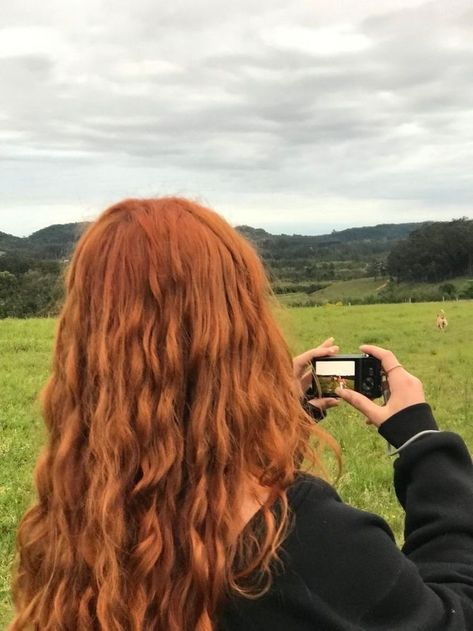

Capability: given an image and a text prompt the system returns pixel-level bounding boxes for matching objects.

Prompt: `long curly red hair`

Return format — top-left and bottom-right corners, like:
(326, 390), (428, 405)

(10, 198), (338, 630)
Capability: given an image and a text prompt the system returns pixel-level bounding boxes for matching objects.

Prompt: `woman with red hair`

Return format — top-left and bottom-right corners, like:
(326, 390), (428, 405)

(9, 198), (473, 630)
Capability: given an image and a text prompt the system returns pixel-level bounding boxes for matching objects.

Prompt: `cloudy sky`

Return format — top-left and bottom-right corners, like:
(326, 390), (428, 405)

(1, 0), (472, 237)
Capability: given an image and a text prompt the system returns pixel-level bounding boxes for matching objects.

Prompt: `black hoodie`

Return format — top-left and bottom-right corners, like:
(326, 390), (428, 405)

(219, 404), (473, 630)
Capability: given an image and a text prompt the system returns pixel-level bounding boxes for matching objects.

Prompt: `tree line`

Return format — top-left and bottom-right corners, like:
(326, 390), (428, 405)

(0, 256), (64, 318)
(0, 218), (472, 317)
(386, 218), (473, 282)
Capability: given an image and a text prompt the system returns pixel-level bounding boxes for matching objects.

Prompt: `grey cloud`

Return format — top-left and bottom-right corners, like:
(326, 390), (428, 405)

(0, 54), (53, 83)
(1, 0), (473, 231)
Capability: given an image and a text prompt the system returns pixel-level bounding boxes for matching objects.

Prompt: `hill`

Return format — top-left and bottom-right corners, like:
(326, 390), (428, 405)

(277, 276), (473, 307)
(0, 231), (26, 255)
(0, 220), (426, 265)
(3, 218), (472, 318)
(239, 222), (426, 260)
(237, 222), (429, 285)
(31, 223), (90, 259)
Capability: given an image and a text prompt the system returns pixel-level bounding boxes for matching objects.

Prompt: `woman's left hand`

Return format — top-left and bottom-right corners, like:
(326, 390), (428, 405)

(293, 337), (340, 416)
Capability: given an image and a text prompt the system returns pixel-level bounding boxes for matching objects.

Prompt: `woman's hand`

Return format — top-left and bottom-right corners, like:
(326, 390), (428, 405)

(293, 337), (340, 417)
(336, 344), (426, 427)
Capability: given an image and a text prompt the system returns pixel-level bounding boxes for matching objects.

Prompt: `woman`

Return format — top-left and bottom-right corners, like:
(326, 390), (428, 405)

(9, 198), (473, 630)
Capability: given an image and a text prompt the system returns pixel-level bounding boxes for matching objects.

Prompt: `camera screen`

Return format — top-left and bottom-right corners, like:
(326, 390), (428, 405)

(313, 360), (356, 397)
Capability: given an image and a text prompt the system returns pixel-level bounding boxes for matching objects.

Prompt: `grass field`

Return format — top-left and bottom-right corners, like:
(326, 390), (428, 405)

(309, 277), (390, 301)
(278, 275), (473, 306)
(1, 301), (473, 626)
(275, 278), (387, 307)
(281, 300), (473, 533)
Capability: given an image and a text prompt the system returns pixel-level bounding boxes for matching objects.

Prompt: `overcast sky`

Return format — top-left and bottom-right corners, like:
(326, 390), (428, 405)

(1, 0), (472, 237)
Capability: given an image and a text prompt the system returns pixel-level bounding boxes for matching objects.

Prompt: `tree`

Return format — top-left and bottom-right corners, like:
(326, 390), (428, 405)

(439, 283), (456, 298)
(0, 253), (33, 275)
(366, 259), (387, 279)
(0, 271), (19, 317)
(387, 219), (473, 282)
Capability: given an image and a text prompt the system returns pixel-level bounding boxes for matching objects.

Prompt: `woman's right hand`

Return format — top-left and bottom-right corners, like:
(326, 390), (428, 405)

(336, 344), (426, 428)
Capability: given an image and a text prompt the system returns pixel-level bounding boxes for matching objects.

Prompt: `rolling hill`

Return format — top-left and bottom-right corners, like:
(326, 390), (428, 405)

(0, 220), (427, 264)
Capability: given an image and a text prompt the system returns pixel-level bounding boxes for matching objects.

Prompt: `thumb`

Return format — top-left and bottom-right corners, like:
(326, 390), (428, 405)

(335, 387), (382, 424)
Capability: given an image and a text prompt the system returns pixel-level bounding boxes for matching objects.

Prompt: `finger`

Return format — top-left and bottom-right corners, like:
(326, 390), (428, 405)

(308, 397), (339, 411)
(359, 344), (400, 371)
(294, 344), (339, 370)
(300, 370), (312, 392)
(320, 337), (335, 348)
(335, 387), (383, 424)
(359, 344), (407, 387)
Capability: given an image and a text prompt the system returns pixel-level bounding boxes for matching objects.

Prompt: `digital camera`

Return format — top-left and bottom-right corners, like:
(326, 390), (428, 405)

(310, 354), (383, 400)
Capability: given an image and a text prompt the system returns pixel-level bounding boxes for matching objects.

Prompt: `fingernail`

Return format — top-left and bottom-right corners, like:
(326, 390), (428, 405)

(334, 387), (342, 396)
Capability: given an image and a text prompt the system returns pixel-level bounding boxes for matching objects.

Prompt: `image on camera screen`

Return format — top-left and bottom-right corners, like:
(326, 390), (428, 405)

(313, 360), (356, 397)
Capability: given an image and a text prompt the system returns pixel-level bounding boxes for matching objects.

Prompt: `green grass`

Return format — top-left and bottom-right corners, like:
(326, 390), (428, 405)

(0, 318), (55, 627)
(284, 300), (473, 539)
(276, 292), (313, 306)
(1, 304), (473, 626)
(277, 275), (473, 306)
(275, 278), (387, 306)
(311, 277), (389, 301)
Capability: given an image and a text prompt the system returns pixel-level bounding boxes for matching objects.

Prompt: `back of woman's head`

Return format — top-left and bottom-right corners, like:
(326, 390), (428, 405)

(10, 198), (335, 631)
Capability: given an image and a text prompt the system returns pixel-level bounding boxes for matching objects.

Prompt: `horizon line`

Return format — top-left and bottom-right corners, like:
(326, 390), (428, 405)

(0, 218), (446, 240)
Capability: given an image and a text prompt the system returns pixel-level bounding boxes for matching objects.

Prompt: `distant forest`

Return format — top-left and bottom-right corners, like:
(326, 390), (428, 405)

(1, 218), (472, 317)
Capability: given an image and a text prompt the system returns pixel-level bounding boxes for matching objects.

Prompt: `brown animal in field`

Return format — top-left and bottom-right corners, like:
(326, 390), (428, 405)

(436, 310), (448, 331)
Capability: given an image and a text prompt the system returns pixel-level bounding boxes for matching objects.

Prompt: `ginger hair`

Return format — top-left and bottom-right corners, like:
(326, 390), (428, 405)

(10, 197), (339, 630)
